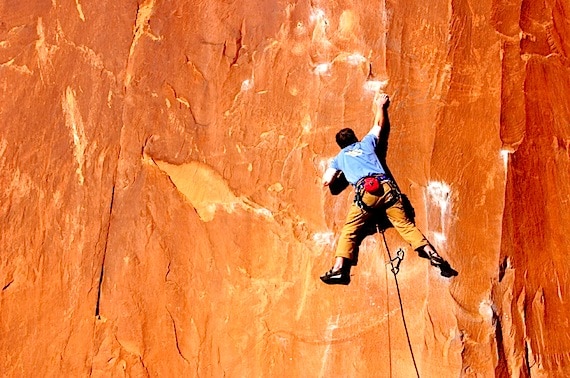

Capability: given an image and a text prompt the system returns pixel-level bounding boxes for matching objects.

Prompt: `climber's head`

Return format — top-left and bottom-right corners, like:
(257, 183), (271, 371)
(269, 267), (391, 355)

(335, 128), (359, 149)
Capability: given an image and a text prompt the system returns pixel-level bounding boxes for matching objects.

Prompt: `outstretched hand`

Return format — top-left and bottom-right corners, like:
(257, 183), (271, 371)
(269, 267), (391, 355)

(374, 92), (390, 110)
(372, 93), (390, 128)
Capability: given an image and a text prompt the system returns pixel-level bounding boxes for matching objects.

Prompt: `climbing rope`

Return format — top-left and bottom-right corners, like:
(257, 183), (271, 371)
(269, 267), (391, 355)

(383, 251), (394, 377)
(380, 228), (421, 378)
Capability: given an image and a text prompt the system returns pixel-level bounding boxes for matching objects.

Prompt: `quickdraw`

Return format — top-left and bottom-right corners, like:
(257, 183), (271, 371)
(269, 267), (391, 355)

(354, 174), (401, 212)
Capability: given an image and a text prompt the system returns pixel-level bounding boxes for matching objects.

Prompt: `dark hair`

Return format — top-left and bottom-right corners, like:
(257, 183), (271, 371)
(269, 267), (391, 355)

(335, 128), (358, 148)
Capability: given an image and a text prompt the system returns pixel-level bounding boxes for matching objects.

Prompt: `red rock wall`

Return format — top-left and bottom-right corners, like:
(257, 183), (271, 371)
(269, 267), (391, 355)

(1, 0), (569, 376)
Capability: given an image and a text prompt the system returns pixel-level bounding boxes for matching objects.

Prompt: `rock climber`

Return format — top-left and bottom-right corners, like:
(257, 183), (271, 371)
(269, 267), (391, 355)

(320, 93), (457, 285)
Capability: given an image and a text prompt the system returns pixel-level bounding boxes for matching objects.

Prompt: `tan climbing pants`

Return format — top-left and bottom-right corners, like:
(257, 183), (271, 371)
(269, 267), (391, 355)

(335, 183), (429, 260)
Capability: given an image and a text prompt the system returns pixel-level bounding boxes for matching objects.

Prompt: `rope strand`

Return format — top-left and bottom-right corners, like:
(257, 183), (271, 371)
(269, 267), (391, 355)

(380, 229), (421, 378)
(384, 253), (393, 378)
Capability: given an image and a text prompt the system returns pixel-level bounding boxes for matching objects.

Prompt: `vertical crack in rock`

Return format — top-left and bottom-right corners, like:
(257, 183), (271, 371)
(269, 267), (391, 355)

(493, 311), (509, 375)
(223, 20), (244, 66)
(2, 280), (13, 291)
(95, 185), (116, 318)
(518, 291), (533, 374)
(167, 309), (190, 364)
(94, 257), (105, 318)
(137, 354), (150, 376)
(165, 261), (172, 281)
(524, 340), (532, 376)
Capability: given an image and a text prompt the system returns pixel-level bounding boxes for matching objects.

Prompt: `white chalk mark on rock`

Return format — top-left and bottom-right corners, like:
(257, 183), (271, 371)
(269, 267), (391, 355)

(241, 78), (254, 91)
(62, 87), (87, 185)
(433, 232), (447, 243)
(318, 315), (340, 378)
(317, 158), (333, 173)
(312, 232), (334, 246)
(309, 8), (327, 23)
(346, 53), (366, 66)
(427, 181), (451, 212)
(500, 148), (512, 172)
(426, 181), (451, 247)
(250, 207), (273, 218)
(479, 299), (494, 324)
(363, 79), (389, 92)
(314, 63), (331, 76)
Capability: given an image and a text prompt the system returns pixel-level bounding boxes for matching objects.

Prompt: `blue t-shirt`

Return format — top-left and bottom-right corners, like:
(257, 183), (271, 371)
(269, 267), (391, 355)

(330, 134), (386, 185)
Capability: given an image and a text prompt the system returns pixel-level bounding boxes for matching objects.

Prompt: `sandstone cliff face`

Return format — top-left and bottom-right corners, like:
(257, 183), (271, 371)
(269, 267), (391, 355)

(1, 0), (569, 376)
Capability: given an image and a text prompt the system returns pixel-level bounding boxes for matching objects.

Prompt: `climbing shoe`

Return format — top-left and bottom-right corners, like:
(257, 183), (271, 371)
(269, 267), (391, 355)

(428, 254), (458, 277)
(417, 247), (444, 267)
(320, 267), (350, 285)
(428, 254), (445, 268)
(417, 247), (458, 278)
(437, 261), (458, 278)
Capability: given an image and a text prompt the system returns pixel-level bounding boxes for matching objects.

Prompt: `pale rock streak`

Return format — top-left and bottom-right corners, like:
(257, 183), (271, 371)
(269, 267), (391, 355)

(62, 87), (87, 185)
(75, 0), (86, 21)
(125, 0), (158, 87)
(318, 315), (340, 378)
(151, 157), (274, 222)
(426, 181), (452, 246)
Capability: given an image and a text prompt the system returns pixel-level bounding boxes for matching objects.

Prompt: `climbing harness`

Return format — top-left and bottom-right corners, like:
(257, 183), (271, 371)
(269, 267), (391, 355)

(380, 228), (421, 378)
(354, 174), (400, 212)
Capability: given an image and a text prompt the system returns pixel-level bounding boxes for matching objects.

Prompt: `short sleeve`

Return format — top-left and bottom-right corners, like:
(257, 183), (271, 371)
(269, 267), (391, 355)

(330, 156), (340, 171)
(360, 134), (378, 152)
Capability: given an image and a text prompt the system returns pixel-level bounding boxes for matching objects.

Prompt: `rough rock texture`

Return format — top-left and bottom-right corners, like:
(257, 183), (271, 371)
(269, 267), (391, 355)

(1, 0), (569, 376)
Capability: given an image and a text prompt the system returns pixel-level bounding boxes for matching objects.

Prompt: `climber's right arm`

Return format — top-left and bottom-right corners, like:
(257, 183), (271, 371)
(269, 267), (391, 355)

(368, 93), (390, 138)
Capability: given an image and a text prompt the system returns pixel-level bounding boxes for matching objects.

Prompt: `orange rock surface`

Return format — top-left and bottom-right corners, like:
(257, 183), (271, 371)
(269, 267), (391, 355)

(1, 0), (569, 376)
